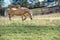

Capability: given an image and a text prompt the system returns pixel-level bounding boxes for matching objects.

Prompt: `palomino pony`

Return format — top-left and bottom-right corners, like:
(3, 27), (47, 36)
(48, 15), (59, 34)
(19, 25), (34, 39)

(6, 4), (33, 21)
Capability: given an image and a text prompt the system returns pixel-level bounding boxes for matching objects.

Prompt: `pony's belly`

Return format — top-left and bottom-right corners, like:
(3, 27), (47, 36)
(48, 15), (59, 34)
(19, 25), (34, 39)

(14, 13), (22, 16)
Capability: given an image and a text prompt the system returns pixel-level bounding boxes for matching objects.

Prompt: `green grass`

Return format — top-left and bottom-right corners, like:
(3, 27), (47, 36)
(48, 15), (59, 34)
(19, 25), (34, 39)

(0, 18), (60, 40)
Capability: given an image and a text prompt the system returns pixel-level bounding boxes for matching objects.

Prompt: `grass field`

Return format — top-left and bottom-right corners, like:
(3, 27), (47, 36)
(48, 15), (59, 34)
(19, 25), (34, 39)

(0, 16), (60, 40)
(0, 7), (60, 40)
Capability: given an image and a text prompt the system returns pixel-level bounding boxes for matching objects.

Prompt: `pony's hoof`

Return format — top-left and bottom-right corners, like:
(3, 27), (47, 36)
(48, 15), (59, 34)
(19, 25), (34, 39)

(22, 19), (25, 21)
(31, 18), (32, 20)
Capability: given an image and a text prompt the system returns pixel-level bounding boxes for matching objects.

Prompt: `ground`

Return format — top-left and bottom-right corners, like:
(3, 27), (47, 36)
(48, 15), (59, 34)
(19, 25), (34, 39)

(0, 9), (60, 40)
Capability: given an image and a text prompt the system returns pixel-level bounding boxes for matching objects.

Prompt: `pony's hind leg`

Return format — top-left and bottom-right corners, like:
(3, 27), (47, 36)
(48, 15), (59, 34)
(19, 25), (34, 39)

(9, 14), (14, 21)
(9, 14), (11, 21)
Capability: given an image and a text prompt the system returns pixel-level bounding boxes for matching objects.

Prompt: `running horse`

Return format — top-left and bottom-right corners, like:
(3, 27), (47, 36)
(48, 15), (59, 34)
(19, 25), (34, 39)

(5, 4), (33, 21)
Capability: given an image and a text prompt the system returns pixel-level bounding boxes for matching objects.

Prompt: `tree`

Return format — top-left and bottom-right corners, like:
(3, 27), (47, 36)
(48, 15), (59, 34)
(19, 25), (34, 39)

(58, 0), (60, 6)
(0, 0), (4, 7)
(22, 0), (27, 7)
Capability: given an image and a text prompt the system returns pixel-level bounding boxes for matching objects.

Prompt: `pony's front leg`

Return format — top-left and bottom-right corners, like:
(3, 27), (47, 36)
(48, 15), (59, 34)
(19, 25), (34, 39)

(21, 15), (27, 21)
(21, 15), (24, 21)
(28, 12), (33, 20)
(23, 15), (27, 20)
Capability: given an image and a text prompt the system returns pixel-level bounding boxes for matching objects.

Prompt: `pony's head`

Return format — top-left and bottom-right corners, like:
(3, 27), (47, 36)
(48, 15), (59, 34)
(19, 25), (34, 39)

(16, 4), (21, 9)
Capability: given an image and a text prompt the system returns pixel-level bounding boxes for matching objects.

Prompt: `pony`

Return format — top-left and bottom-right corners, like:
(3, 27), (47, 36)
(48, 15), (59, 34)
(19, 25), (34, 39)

(5, 4), (33, 21)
